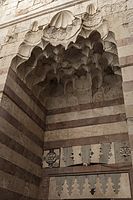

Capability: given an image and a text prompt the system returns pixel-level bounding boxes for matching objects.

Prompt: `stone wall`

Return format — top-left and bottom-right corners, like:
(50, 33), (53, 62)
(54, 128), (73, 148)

(0, 67), (46, 199)
(43, 84), (131, 199)
(0, 0), (133, 199)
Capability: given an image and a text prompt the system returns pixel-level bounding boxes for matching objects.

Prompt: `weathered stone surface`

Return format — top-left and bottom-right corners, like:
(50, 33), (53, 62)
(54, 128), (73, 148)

(0, 0), (133, 199)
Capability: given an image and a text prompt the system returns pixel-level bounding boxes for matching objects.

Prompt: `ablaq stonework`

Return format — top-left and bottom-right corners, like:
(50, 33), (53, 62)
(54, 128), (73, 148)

(0, 0), (133, 199)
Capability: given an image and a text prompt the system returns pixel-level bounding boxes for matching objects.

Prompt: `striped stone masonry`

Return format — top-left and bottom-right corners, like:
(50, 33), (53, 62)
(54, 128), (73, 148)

(45, 99), (127, 142)
(0, 2), (133, 198)
(117, 36), (133, 166)
(0, 68), (46, 199)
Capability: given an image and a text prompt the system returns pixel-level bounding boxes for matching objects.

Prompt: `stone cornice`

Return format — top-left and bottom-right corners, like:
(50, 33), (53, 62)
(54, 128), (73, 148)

(0, 0), (90, 29)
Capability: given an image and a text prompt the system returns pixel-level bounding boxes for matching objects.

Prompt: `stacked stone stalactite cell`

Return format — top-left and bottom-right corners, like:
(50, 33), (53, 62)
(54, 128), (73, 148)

(14, 5), (122, 109)
(15, 31), (122, 109)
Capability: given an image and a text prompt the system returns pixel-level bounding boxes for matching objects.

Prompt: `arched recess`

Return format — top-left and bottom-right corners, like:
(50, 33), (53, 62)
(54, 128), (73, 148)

(15, 30), (122, 108)
(10, 4), (122, 108)
(0, 3), (132, 200)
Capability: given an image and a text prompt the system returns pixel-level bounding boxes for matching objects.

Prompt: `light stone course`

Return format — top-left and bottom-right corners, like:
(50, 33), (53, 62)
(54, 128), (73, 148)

(46, 105), (125, 124)
(118, 44), (133, 58)
(44, 121), (128, 142)
(122, 66), (133, 82)
(124, 91), (133, 106)
(0, 143), (41, 177)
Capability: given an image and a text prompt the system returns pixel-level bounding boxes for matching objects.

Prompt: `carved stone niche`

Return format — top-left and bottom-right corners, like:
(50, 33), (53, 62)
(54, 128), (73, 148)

(16, 29), (122, 108)
(12, 5), (123, 107)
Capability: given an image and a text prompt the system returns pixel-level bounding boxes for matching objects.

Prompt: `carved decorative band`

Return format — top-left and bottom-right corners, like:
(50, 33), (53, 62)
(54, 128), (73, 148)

(46, 113), (126, 131)
(8, 68), (47, 114)
(48, 172), (131, 199)
(47, 98), (124, 115)
(0, 106), (43, 148)
(0, 157), (40, 186)
(43, 137), (131, 169)
(4, 85), (46, 130)
(0, 187), (38, 200)
(44, 132), (129, 150)
(0, 130), (42, 166)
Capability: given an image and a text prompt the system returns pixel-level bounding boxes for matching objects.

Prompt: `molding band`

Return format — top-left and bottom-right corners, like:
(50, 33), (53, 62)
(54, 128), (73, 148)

(46, 113), (127, 131)
(0, 0), (89, 29)
(47, 98), (124, 115)
(44, 132), (129, 150)
(43, 163), (132, 176)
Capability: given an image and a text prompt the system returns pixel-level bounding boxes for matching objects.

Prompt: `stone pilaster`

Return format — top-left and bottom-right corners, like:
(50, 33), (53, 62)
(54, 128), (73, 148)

(117, 36), (133, 197)
(118, 38), (133, 163)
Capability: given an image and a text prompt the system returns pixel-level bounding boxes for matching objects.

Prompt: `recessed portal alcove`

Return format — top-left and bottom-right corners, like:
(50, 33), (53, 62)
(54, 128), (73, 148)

(0, 4), (132, 200)
(10, 27), (130, 200)
(15, 30), (123, 110)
